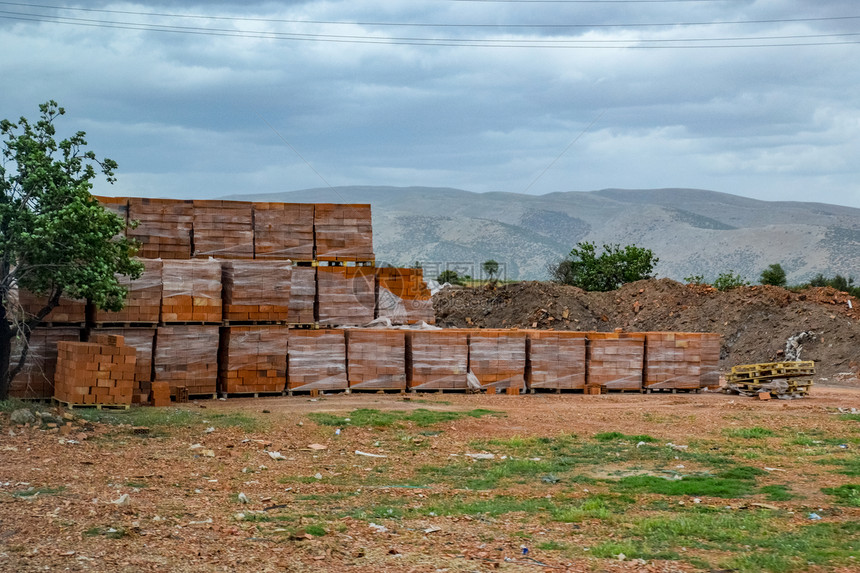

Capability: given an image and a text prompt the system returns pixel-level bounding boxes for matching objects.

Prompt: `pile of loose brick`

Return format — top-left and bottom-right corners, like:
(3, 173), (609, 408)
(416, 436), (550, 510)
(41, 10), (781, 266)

(8, 196), (721, 406)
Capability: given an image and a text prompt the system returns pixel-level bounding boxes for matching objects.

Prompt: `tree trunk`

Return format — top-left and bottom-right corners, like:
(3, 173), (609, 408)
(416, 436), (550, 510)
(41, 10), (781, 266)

(0, 310), (12, 401)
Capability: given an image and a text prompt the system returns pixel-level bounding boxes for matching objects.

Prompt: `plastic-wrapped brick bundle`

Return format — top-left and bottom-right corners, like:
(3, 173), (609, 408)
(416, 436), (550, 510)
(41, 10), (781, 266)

(375, 268), (435, 325)
(10, 327), (81, 398)
(527, 331), (588, 391)
(587, 331), (645, 391)
(468, 330), (526, 390)
(644, 332), (708, 390)
(317, 267), (375, 326)
(288, 267), (316, 324)
(407, 329), (469, 390)
(287, 329), (347, 392)
(222, 260), (292, 322)
(161, 259), (222, 322)
(346, 329), (406, 390)
(219, 326), (289, 394)
(154, 325), (220, 396)
(700, 333), (721, 388)
(192, 200), (254, 259)
(93, 259), (163, 324)
(94, 196), (129, 232)
(127, 197), (193, 259)
(54, 335), (136, 405)
(16, 290), (87, 323)
(314, 204), (374, 261)
(253, 203), (315, 260)
(91, 327), (156, 385)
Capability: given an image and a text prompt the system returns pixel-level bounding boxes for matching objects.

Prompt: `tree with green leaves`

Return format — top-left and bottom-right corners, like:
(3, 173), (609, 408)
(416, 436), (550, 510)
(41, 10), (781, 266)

(482, 259), (499, 281)
(437, 269), (466, 286)
(760, 263), (787, 287)
(0, 101), (142, 399)
(550, 242), (658, 291)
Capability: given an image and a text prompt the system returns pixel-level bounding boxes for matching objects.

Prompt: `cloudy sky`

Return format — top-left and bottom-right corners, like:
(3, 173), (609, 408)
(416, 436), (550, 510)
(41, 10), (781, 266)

(2, 0), (860, 207)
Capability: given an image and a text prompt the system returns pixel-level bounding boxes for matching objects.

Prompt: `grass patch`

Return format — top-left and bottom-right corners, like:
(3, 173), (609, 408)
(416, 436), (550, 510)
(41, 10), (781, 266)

(415, 495), (556, 518)
(594, 432), (658, 443)
(308, 408), (502, 429)
(817, 456), (860, 476)
(73, 407), (265, 432)
(838, 413), (860, 422)
(822, 484), (860, 506)
(588, 540), (679, 561)
(536, 540), (569, 551)
(759, 484), (796, 501)
(83, 526), (128, 539)
(612, 473), (756, 498)
(725, 427), (776, 439)
(0, 398), (30, 413)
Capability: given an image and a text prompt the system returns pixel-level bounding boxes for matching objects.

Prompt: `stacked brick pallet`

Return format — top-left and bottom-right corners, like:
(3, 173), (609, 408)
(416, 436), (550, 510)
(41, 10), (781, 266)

(317, 267), (375, 326)
(192, 200), (254, 259)
(346, 329), (406, 391)
(92, 327), (156, 404)
(527, 331), (588, 391)
(587, 331), (646, 391)
(287, 267), (316, 325)
(53, 334), (136, 406)
(376, 268), (435, 325)
(10, 328), (81, 399)
(219, 326), (289, 394)
(287, 330), (348, 392)
(468, 330), (526, 391)
(17, 291), (86, 323)
(314, 204), (374, 262)
(154, 325), (220, 397)
(93, 259), (163, 324)
(644, 332), (721, 391)
(160, 260), (222, 322)
(126, 197), (193, 259)
(407, 329), (470, 390)
(222, 260), (292, 322)
(254, 202), (314, 260)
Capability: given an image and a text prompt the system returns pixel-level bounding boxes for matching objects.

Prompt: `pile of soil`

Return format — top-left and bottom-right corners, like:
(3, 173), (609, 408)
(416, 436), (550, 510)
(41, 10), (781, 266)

(433, 279), (860, 384)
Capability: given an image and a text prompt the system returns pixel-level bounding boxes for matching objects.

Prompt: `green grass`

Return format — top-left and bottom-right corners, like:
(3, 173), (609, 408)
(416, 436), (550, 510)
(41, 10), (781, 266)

(0, 398), (30, 413)
(83, 526), (128, 539)
(536, 541), (569, 551)
(817, 456), (860, 476)
(73, 407), (265, 432)
(822, 484), (860, 506)
(725, 427), (777, 439)
(594, 432), (658, 443)
(759, 484), (796, 501)
(307, 408), (502, 429)
(612, 472), (757, 498)
(839, 413), (860, 422)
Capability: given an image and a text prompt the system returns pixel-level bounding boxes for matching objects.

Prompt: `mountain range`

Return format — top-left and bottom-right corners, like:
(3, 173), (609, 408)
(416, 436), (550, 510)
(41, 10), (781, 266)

(223, 186), (860, 282)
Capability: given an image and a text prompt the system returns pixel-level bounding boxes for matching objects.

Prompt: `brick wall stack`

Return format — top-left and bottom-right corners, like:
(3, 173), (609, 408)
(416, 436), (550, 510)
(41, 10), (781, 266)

(254, 203), (315, 260)
(94, 196), (129, 229)
(527, 331), (588, 391)
(219, 326), (289, 394)
(222, 260), (292, 322)
(587, 331), (646, 391)
(468, 330), (526, 390)
(375, 268), (435, 325)
(644, 332), (708, 390)
(317, 267), (375, 326)
(407, 330), (470, 390)
(314, 204), (374, 262)
(93, 259), (163, 324)
(161, 259), (222, 322)
(10, 327), (81, 399)
(287, 329), (348, 392)
(288, 267), (316, 324)
(91, 327), (155, 389)
(153, 325), (220, 397)
(53, 334), (136, 405)
(700, 333), (721, 388)
(192, 200), (254, 259)
(17, 290), (87, 323)
(346, 329), (406, 390)
(126, 198), (193, 259)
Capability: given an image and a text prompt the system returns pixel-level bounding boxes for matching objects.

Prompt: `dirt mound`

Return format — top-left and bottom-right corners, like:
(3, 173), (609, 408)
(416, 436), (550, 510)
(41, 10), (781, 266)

(433, 279), (860, 384)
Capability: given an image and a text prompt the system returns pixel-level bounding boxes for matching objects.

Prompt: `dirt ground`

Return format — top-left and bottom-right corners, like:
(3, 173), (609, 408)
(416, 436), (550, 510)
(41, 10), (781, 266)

(3, 388), (860, 572)
(433, 279), (860, 383)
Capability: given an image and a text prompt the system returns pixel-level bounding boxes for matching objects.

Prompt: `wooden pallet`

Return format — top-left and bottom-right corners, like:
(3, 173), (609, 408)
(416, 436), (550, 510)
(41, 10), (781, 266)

(53, 399), (130, 411)
(728, 361), (815, 381)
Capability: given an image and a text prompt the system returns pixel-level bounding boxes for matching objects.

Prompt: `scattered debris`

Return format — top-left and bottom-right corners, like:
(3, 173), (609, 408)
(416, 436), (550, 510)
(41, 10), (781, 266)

(355, 450), (387, 458)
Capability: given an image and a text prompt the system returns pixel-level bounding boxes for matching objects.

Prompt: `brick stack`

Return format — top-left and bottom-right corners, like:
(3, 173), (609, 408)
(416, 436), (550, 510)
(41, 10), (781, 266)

(253, 203), (315, 260)
(288, 267), (317, 324)
(287, 329), (348, 392)
(407, 329), (469, 390)
(527, 331), (588, 391)
(150, 381), (171, 407)
(192, 200), (254, 259)
(314, 204), (374, 262)
(53, 334), (136, 405)
(94, 196), (129, 229)
(375, 268), (435, 325)
(468, 330), (526, 390)
(126, 198), (193, 259)
(153, 325), (220, 397)
(346, 329), (406, 390)
(160, 260), (222, 322)
(17, 290), (87, 323)
(700, 333), (721, 388)
(644, 332), (708, 391)
(587, 331), (646, 391)
(10, 328), (81, 399)
(93, 259), (163, 324)
(219, 326), (289, 394)
(317, 267), (375, 326)
(222, 260), (292, 322)
(91, 328), (155, 396)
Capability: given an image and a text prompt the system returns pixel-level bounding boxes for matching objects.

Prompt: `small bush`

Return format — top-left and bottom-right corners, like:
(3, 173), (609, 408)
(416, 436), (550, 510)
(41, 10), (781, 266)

(713, 271), (749, 291)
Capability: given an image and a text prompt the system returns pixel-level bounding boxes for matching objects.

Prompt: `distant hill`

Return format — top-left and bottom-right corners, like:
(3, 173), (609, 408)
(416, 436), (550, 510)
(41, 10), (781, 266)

(221, 186), (860, 282)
